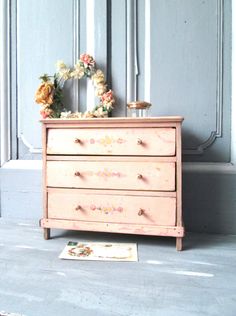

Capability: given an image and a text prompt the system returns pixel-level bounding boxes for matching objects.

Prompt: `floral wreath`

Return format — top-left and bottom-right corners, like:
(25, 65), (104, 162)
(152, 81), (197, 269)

(35, 53), (115, 119)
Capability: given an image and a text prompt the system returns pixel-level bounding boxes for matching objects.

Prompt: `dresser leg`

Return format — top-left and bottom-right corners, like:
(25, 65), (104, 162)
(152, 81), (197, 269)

(176, 237), (183, 251)
(44, 228), (50, 240)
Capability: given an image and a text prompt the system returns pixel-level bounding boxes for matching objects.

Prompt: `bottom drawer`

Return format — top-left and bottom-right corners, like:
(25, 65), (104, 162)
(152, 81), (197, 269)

(47, 189), (176, 226)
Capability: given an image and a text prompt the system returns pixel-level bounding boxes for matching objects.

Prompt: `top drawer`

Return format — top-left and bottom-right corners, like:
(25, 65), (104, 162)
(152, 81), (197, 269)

(47, 128), (176, 156)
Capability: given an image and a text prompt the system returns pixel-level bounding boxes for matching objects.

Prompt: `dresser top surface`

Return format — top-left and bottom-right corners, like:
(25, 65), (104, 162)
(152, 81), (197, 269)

(41, 116), (184, 126)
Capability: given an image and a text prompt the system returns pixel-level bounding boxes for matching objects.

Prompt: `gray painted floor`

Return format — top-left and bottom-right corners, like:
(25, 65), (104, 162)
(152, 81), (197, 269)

(0, 219), (236, 316)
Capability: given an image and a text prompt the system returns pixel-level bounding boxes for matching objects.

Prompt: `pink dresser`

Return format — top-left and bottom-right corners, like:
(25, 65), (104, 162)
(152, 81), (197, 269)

(40, 117), (184, 250)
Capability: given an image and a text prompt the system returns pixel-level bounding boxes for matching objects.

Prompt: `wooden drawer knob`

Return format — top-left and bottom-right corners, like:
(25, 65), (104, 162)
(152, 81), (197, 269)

(74, 138), (82, 143)
(74, 171), (81, 176)
(137, 139), (143, 145)
(137, 174), (143, 179)
(75, 205), (82, 211)
(138, 208), (145, 216)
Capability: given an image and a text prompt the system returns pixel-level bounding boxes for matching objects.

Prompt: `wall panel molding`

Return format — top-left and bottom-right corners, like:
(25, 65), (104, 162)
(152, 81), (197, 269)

(72, 0), (80, 111)
(0, 0), (11, 166)
(111, 0), (127, 117)
(144, 0), (151, 102)
(127, 0), (139, 102)
(19, 0), (80, 154)
(15, 0), (78, 158)
(231, 0), (236, 165)
(86, 0), (95, 110)
(127, 0), (226, 158)
(183, 0), (224, 155)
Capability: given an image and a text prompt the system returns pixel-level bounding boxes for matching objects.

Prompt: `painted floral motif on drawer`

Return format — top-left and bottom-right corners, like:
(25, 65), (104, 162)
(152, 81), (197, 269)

(80, 136), (126, 146)
(83, 168), (124, 179)
(90, 204), (123, 215)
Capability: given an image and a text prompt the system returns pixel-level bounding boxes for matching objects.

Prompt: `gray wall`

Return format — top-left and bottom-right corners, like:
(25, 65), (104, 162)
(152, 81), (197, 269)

(0, 0), (235, 234)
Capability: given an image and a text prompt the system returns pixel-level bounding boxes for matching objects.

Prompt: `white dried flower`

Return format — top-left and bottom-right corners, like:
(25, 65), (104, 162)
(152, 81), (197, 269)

(56, 60), (67, 71)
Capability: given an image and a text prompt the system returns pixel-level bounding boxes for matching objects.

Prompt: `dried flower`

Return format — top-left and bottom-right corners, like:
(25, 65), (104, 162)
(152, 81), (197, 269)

(95, 83), (107, 97)
(92, 69), (105, 86)
(93, 106), (108, 118)
(80, 54), (95, 68)
(58, 69), (71, 81)
(70, 62), (85, 79)
(35, 82), (54, 105)
(101, 90), (115, 107)
(56, 60), (67, 71)
(40, 106), (53, 119)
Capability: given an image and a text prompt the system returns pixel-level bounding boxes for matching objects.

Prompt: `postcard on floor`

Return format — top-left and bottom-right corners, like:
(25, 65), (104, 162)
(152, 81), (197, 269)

(59, 241), (138, 261)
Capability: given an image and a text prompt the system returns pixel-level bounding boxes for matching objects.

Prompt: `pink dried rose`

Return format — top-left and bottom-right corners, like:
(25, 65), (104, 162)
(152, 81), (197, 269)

(80, 54), (95, 67)
(40, 107), (53, 119)
(101, 89), (115, 105)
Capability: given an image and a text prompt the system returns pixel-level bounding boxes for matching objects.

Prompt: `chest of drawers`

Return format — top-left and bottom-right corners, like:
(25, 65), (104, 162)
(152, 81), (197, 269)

(40, 117), (184, 250)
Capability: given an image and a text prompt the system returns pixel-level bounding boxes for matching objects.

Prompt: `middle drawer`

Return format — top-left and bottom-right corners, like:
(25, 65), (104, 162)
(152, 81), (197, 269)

(47, 160), (175, 191)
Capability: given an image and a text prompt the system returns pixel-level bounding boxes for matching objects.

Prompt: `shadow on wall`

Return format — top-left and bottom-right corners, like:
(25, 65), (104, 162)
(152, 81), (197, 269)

(183, 170), (236, 235)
